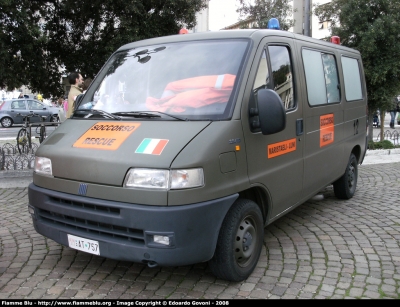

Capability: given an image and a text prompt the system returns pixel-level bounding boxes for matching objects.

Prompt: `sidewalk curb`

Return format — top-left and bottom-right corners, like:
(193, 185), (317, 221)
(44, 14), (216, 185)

(365, 148), (400, 156)
(0, 169), (33, 178)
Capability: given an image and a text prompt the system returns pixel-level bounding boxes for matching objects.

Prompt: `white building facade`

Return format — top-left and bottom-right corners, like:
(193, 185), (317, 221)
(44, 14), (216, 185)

(195, 0), (332, 40)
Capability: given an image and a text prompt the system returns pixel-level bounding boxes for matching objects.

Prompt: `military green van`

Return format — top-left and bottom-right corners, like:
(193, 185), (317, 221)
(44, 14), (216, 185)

(28, 24), (367, 281)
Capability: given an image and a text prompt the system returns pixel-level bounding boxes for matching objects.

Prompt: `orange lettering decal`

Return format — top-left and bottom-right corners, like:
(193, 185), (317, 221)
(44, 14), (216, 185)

(73, 122), (141, 150)
(320, 114), (334, 147)
(267, 138), (297, 158)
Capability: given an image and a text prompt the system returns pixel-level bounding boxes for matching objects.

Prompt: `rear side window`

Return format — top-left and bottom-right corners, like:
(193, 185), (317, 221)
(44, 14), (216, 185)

(341, 56), (363, 101)
(302, 49), (341, 106)
(11, 100), (26, 109)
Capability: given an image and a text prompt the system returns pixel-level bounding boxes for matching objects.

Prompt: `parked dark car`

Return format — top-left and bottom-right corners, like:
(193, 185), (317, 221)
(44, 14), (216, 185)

(0, 98), (60, 128)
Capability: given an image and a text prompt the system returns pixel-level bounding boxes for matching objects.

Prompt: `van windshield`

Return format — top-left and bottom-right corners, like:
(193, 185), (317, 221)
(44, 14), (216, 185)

(80, 39), (249, 120)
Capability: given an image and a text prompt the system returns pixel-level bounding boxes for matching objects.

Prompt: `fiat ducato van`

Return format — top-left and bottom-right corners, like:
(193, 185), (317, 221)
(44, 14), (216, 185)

(28, 25), (367, 281)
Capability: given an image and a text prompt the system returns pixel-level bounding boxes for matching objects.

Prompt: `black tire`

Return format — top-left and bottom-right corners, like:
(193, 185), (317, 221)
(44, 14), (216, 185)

(39, 125), (46, 143)
(1, 117), (13, 128)
(16, 129), (28, 154)
(333, 153), (358, 199)
(208, 198), (264, 282)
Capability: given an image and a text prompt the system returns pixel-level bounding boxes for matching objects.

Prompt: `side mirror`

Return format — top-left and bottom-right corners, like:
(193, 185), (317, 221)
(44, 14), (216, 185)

(256, 89), (286, 135)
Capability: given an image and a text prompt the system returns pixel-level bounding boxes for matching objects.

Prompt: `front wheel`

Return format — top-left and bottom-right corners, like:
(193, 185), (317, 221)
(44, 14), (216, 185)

(16, 129), (29, 154)
(51, 115), (59, 124)
(208, 198), (264, 282)
(333, 153), (358, 199)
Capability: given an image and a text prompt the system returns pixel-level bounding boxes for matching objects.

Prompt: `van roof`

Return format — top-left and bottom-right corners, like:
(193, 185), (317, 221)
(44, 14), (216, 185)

(118, 29), (360, 55)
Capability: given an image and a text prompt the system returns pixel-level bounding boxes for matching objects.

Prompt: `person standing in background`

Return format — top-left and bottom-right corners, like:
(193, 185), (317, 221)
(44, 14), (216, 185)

(82, 78), (92, 94)
(67, 72), (84, 118)
(388, 96), (399, 129)
(57, 96), (67, 122)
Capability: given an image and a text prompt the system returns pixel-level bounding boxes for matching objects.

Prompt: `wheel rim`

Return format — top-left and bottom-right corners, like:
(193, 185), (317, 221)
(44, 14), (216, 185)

(347, 161), (356, 190)
(2, 118), (11, 127)
(234, 215), (258, 267)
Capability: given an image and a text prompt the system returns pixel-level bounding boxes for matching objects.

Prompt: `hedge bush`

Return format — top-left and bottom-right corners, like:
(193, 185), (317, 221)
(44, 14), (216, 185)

(368, 140), (396, 150)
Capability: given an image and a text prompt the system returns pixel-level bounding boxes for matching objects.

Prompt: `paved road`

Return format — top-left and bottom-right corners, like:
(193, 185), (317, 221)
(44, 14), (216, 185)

(0, 162), (399, 299)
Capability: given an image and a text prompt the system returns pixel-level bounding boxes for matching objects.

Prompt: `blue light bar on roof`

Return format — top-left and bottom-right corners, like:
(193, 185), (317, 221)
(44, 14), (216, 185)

(267, 18), (280, 30)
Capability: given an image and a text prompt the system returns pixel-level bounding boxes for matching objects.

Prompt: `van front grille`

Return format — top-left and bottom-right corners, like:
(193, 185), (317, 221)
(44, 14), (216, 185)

(37, 208), (145, 244)
(49, 196), (120, 214)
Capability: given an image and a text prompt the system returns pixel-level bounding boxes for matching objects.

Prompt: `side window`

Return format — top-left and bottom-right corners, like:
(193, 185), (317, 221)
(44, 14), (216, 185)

(269, 46), (294, 110)
(11, 100), (25, 109)
(341, 56), (362, 101)
(28, 100), (44, 110)
(253, 51), (270, 91)
(302, 49), (340, 106)
(252, 45), (294, 111)
(322, 54), (340, 103)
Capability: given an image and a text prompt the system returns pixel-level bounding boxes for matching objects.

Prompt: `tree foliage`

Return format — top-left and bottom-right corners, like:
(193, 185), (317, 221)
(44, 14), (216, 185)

(0, 0), (207, 98)
(313, 0), (400, 114)
(237, 0), (296, 30)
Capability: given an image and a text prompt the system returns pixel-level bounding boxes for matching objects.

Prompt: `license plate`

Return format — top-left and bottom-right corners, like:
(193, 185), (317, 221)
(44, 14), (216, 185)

(67, 234), (100, 255)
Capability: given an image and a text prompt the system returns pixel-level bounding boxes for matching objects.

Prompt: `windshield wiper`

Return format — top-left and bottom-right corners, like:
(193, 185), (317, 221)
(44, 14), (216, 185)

(112, 112), (161, 118)
(74, 109), (121, 120)
(151, 111), (188, 121)
(112, 111), (187, 121)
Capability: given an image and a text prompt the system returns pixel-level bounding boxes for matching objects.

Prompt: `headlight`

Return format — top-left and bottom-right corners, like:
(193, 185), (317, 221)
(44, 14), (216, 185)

(34, 157), (53, 176)
(124, 168), (204, 190)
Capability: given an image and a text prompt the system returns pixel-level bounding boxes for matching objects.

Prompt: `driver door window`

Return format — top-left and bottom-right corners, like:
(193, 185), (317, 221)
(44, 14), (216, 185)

(253, 46), (294, 111)
(28, 100), (46, 122)
(28, 100), (44, 110)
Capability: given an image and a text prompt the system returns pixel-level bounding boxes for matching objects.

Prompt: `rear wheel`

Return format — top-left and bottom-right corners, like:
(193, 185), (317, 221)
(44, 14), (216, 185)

(16, 129), (28, 154)
(1, 117), (13, 128)
(333, 153), (358, 199)
(39, 125), (46, 143)
(208, 198), (264, 282)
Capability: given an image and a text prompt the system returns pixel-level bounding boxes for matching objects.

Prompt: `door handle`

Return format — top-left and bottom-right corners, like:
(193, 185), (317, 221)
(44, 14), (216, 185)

(296, 118), (303, 136)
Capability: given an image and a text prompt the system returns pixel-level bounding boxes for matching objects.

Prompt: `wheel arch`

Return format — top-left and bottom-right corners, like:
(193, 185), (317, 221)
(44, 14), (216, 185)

(352, 144), (362, 163)
(238, 186), (271, 225)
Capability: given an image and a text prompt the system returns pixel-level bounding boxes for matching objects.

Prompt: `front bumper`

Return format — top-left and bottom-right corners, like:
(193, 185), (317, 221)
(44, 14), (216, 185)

(28, 183), (237, 266)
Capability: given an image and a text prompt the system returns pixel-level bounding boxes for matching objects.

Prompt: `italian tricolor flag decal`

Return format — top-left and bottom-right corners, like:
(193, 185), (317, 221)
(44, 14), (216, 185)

(135, 138), (169, 155)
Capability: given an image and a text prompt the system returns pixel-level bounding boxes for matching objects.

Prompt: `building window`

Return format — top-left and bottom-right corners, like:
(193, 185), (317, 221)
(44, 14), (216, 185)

(319, 20), (331, 30)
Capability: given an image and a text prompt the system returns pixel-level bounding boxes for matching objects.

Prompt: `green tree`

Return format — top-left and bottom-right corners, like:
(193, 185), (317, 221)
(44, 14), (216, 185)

(0, 0), (207, 98)
(237, 0), (296, 30)
(0, 1), (60, 97)
(314, 0), (400, 141)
